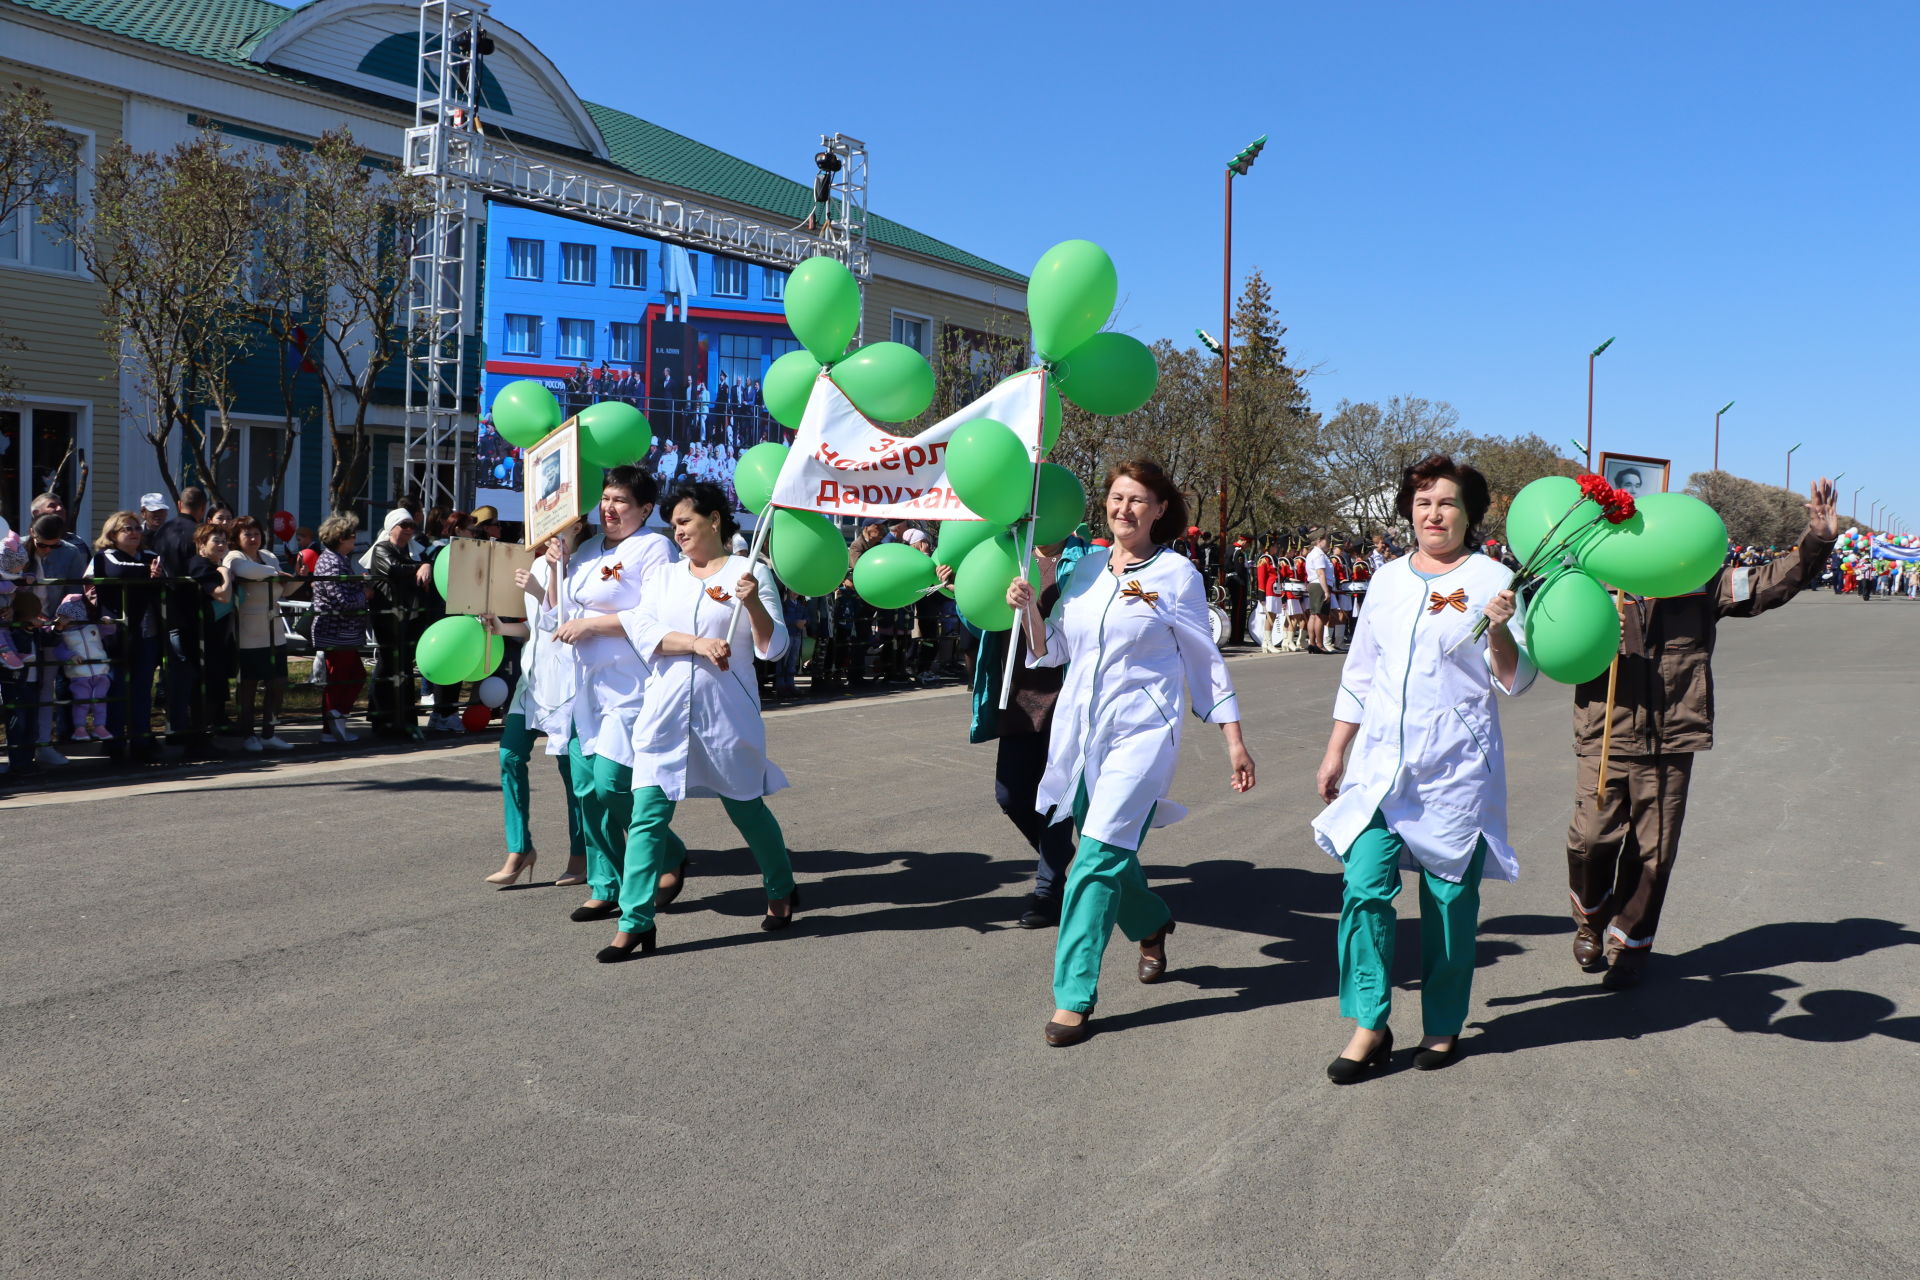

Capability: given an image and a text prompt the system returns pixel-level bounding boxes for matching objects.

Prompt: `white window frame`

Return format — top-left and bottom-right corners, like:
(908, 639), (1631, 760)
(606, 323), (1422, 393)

(762, 267), (786, 301)
(890, 309), (932, 356)
(201, 411), (302, 520)
(503, 313), (542, 356)
(506, 237), (544, 280)
(558, 242), (596, 285)
(0, 122), (93, 279)
(557, 317), (593, 362)
(611, 246), (647, 289)
(2, 395), (94, 536)
(609, 321), (642, 364)
(711, 255), (748, 299)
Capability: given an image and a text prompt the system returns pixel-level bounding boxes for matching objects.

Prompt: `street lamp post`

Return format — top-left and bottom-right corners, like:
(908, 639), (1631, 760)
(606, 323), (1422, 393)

(1218, 133), (1265, 640)
(1713, 401), (1734, 472)
(1852, 486), (1864, 524)
(1583, 337), (1614, 469)
(1785, 442), (1801, 491)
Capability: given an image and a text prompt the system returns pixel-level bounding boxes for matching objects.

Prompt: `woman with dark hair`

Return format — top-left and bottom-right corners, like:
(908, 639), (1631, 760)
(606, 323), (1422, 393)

(223, 515), (297, 752)
(1312, 453), (1533, 1082)
(310, 513), (369, 744)
(587, 480), (796, 960)
(1008, 458), (1256, 1047)
(547, 465), (687, 923)
(90, 510), (164, 759)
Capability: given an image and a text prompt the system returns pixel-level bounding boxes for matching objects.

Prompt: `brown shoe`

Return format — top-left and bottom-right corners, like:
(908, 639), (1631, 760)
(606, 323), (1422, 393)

(1602, 947), (1648, 990)
(1573, 924), (1607, 972)
(1137, 919), (1176, 984)
(1044, 1015), (1092, 1047)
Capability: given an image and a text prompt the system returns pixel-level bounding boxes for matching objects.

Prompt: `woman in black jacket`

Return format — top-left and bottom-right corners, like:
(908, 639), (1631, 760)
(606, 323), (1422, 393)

(367, 508), (426, 739)
(91, 510), (164, 759)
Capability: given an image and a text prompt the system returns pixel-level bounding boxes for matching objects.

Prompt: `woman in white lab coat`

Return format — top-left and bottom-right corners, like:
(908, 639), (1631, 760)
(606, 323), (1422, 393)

(592, 480), (796, 962)
(1313, 454), (1534, 1082)
(1009, 459), (1257, 1047)
(547, 466), (688, 922)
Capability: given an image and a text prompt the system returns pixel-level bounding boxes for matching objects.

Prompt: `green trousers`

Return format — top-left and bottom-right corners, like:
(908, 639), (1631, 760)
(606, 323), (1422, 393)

(617, 786), (793, 934)
(1051, 784), (1170, 1015)
(500, 713), (585, 861)
(566, 737), (686, 903)
(1338, 811), (1488, 1037)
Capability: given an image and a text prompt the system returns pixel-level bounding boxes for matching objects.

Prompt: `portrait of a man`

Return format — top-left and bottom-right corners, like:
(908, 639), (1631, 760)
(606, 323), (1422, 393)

(1598, 453), (1670, 495)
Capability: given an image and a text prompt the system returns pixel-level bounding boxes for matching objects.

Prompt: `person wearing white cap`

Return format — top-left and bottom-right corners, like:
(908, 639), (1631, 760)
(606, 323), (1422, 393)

(137, 492), (170, 549)
(368, 507), (427, 737)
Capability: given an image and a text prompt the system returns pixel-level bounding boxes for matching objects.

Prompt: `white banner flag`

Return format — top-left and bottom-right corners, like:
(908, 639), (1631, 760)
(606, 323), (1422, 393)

(769, 369), (1046, 521)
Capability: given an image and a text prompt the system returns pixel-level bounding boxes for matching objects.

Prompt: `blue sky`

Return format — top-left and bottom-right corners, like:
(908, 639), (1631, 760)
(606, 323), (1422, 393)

(517, 0), (1916, 531)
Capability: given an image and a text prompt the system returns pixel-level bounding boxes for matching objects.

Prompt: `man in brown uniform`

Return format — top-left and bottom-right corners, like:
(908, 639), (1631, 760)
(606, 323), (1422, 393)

(1566, 478), (1838, 989)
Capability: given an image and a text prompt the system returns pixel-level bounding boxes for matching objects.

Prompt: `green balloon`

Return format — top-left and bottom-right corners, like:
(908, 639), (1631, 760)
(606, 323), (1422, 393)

(946, 418), (1033, 526)
(1054, 332), (1158, 417)
(852, 542), (938, 609)
(491, 380), (562, 449)
(431, 546), (450, 600)
(734, 442), (790, 513)
(417, 614), (486, 685)
(579, 465), (604, 515)
(1523, 569), (1621, 685)
(764, 349), (823, 430)
(785, 256), (861, 364)
(933, 518), (1004, 596)
(1504, 476), (1598, 566)
(954, 531), (1023, 632)
(465, 630), (504, 682)
(1027, 240), (1118, 362)
(1031, 463), (1087, 545)
(829, 341), (935, 424)
(769, 508), (848, 597)
(577, 401), (653, 469)
(1577, 492), (1730, 598)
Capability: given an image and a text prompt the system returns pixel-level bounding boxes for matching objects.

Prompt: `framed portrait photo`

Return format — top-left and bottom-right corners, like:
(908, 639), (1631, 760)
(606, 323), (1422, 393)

(523, 415), (586, 550)
(1597, 452), (1670, 498)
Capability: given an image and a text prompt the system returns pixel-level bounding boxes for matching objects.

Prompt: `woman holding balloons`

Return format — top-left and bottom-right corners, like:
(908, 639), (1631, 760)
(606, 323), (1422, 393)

(1311, 454), (1532, 1082)
(1007, 458), (1255, 1048)
(546, 465), (689, 924)
(592, 480), (798, 961)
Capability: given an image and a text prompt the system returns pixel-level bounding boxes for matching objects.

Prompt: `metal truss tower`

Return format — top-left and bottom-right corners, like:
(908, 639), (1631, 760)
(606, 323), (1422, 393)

(402, 0), (869, 511)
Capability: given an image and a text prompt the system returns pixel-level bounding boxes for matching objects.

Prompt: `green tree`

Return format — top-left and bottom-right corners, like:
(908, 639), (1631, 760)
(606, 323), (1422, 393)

(0, 82), (75, 405)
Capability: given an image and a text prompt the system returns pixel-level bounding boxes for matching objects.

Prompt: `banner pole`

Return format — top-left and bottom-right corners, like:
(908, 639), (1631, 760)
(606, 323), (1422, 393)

(728, 504), (776, 637)
(998, 374), (1048, 712)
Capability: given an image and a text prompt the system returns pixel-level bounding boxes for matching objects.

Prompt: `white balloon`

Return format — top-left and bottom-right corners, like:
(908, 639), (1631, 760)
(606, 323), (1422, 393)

(477, 675), (510, 708)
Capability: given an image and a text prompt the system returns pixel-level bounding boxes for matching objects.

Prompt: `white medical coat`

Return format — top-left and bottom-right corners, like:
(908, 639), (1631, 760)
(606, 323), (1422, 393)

(544, 528), (677, 764)
(1029, 547), (1240, 850)
(508, 577), (578, 740)
(1310, 553), (1536, 883)
(619, 556), (789, 801)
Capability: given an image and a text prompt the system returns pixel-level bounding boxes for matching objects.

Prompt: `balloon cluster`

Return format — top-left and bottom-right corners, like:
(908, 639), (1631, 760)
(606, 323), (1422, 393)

(490, 380), (651, 516)
(1495, 474), (1730, 684)
(1836, 526), (1914, 576)
(734, 242), (1157, 630)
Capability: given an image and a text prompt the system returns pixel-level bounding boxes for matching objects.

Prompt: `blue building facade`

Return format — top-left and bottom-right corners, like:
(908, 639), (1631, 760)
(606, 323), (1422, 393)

(477, 203), (802, 518)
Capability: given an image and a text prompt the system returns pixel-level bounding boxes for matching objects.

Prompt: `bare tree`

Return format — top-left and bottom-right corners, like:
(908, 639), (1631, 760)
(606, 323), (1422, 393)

(45, 132), (263, 506)
(1314, 396), (1464, 533)
(1687, 469), (1813, 547)
(1459, 432), (1583, 538)
(0, 82), (75, 404)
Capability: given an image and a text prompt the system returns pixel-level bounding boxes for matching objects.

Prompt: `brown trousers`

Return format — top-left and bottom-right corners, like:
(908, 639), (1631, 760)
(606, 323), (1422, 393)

(1565, 752), (1695, 954)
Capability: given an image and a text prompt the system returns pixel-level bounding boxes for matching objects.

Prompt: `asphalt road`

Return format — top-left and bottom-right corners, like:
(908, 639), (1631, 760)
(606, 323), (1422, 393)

(4, 591), (1916, 1280)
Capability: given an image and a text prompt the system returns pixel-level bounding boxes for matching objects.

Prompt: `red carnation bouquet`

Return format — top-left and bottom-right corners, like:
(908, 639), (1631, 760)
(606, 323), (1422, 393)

(1454, 473), (1636, 650)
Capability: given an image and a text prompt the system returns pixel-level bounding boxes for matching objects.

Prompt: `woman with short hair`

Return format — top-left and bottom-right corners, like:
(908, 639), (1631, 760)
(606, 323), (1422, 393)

(224, 515), (296, 752)
(1009, 458), (1256, 1047)
(1313, 453), (1533, 1081)
(310, 513), (369, 744)
(90, 510), (163, 759)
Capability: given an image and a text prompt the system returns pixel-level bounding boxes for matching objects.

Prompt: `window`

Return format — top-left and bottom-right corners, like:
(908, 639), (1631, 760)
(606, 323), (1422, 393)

(506, 238), (543, 280)
(557, 318), (593, 361)
(503, 313), (542, 355)
(891, 312), (930, 355)
(762, 268), (787, 301)
(0, 405), (85, 534)
(611, 246), (647, 289)
(559, 242), (595, 285)
(205, 414), (299, 517)
(717, 333), (760, 396)
(769, 337), (804, 361)
(609, 322), (642, 364)
(0, 127), (86, 273)
(712, 256), (748, 298)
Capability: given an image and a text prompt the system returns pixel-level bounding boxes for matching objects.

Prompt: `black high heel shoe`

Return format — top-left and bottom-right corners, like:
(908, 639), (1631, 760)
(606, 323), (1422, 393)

(596, 929), (657, 964)
(570, 900), (619, 923)
(761, 884), (801, 932)
(1413, 1037), (1460, 1071)
(1137, 919), (1176, 984)
(1326, 1027), (1393, 1084)
(654, 857), (693, 911)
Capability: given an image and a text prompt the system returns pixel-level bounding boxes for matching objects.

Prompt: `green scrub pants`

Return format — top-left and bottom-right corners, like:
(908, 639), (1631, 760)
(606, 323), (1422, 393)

(500, 713), (585, 861)
(1338, 811), (1488, 1037)
(617, 786), (793, 934)
(1051, 784), (1170, 1015)
(566, 737), (686, 904)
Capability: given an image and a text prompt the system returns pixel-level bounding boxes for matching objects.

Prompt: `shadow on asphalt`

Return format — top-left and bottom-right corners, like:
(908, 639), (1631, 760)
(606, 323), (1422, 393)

(1470, 917), (1920, 1051)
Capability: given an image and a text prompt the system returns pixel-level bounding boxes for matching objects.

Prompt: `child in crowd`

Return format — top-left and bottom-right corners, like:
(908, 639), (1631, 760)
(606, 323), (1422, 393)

(53, 593), (114, 740)
(0, 532), (24, 671)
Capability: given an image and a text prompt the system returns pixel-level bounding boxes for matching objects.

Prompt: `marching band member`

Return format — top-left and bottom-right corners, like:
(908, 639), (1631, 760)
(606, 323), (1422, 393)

(547, 466), (688, 923)
(595, 481), (797, 961)
(1009, 458), (1256, 1047)
(1313, 454), (1533, 1082)
(1254, 539), (1283, 653)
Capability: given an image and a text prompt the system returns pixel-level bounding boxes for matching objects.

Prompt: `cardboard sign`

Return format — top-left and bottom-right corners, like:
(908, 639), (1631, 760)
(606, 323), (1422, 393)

(443, 538), (537, 617)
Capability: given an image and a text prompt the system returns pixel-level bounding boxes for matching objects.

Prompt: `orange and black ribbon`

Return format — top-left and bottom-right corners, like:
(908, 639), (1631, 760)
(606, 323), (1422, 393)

(599, 562), (623, 583)
(703, 585), (732, 603)
(1121, 579), (1160, 609)
(1428, 588), (1467, 614)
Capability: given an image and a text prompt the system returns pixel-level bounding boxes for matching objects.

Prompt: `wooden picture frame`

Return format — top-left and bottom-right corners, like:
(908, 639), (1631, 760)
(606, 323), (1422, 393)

(1597, 452), (1670, 497)
(523, 415), (586, 550)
